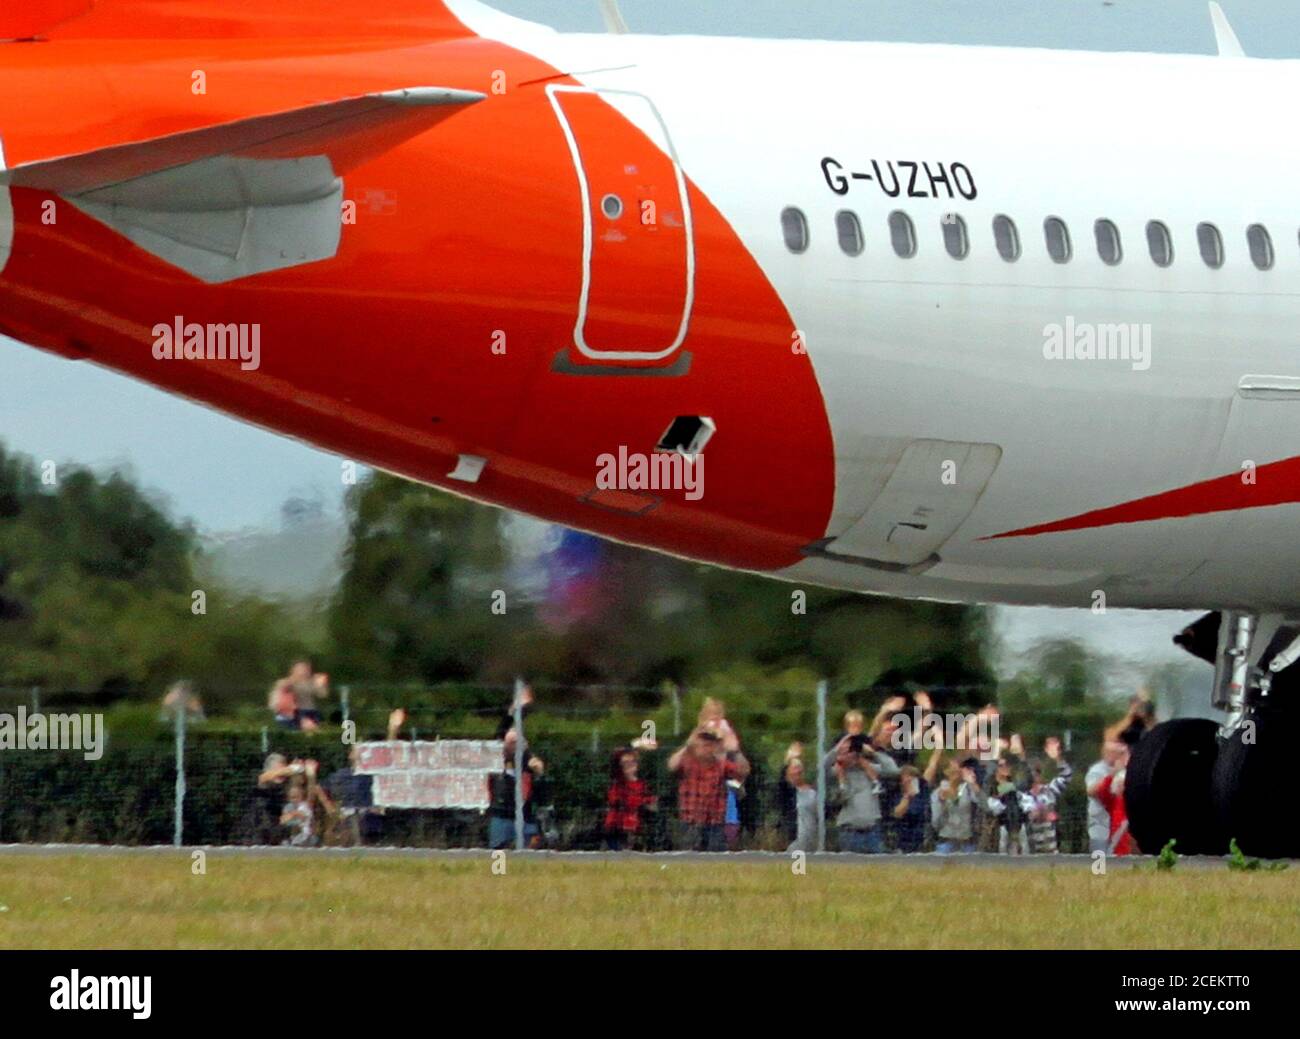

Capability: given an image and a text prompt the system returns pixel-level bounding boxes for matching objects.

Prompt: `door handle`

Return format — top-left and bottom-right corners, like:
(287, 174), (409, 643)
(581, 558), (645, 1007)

(1237, 375), (1300, 400)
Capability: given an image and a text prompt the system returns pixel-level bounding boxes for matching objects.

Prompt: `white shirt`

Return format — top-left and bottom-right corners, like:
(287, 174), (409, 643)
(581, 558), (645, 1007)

(1085, 760), (1111, 844)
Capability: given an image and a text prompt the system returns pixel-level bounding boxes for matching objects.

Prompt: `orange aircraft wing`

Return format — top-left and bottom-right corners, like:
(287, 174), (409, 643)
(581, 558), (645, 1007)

(0, 87), (485, 283)
(2, 87), (485, 193)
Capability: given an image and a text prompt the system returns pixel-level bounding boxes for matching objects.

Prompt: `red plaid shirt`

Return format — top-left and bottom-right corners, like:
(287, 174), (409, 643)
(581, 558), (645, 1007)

(604, 777), (654, 835)
(676, 753), (739, 825)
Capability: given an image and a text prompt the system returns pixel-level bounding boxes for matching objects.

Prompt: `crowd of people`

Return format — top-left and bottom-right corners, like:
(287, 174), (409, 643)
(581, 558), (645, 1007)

(251, 663), (1154, 855)
(639, 695), (1086, 856)
(602, 692), (1152, 855)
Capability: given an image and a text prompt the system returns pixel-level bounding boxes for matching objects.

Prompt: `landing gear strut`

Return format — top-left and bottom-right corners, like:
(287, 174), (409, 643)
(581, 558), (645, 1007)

(1145, 610), (1300, 859)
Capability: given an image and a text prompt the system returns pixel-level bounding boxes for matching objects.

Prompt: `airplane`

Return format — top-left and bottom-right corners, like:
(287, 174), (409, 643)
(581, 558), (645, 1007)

(1, 0), (1295, 856)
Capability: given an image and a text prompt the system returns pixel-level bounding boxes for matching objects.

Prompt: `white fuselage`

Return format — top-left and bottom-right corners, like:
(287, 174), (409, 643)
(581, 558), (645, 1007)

(458, 4), (1300, 612)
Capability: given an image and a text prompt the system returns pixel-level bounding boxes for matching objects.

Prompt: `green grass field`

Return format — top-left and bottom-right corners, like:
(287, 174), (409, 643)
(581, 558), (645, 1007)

(0, 853), (1296, 949)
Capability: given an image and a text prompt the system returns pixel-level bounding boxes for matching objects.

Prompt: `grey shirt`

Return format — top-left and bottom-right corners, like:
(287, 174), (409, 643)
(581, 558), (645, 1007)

(931, 780), (984, 842)
(823, 745), (899, 830)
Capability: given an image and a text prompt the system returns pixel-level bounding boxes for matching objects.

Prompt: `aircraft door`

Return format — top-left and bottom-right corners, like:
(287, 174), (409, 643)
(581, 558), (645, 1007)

(546, 85), (694, 370)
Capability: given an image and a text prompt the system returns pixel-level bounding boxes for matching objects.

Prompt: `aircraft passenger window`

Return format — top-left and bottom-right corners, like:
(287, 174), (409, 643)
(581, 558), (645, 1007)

(993, 215), (1020, 262)
(781, 207), (809, 254)
(1197, 222), (1224, 269)
(889, 210), (917, 258)
(1044, 217), (1071, 263)
(1146, 221), (1173, 267)
(1094, 219), (1122, 265)
(836, 210), (865, 256)
(601, 194), (624, 220)
(942, 214), (969, 259)
(1247, 224), (1274, 270)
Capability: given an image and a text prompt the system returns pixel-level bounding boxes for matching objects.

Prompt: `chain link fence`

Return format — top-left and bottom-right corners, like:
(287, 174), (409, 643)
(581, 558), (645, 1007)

(0, 680), (1112, 853)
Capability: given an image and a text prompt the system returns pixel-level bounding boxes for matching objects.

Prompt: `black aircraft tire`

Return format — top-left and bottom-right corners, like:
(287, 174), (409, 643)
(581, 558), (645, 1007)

(1213, 704), (1300, 860)
(1123, 718), (1224, 856)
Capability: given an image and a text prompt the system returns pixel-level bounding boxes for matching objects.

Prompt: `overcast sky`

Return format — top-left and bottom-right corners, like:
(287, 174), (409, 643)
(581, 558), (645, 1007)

(0, 0), (1278, 672)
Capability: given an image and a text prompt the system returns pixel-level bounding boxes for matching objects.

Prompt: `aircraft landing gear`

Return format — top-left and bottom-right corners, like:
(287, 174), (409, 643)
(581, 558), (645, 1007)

(1212, 701), (1299, 859)
(1151, 610), (1300, 859)
(1125, 717), (1224, 855)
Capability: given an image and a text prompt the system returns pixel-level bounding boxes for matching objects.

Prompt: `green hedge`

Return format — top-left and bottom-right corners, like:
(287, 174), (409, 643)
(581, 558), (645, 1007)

(0, 725), (1093, 851)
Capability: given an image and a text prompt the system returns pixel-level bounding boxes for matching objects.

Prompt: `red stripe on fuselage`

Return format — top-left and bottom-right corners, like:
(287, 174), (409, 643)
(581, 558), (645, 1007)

(986, 457), (1300, 539)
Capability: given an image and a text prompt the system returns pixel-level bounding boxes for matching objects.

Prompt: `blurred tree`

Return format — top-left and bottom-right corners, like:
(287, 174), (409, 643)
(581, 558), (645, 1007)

(327, 472), (514, 682)
(995, 636), (1128, 756)
(0, 444), (308, 700)
(327, 471), (996, 694)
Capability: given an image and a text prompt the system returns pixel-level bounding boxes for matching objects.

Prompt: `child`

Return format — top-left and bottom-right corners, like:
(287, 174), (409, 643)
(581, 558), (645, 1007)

(604, 747), (657, 850)
(1022, 737), (1074, 853)
(280, 777), (318, 847)
(278, 760), (334, 847)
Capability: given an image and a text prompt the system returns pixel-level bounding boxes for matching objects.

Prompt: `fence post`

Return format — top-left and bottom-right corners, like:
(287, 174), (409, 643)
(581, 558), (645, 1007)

(671, 683), (681, 737)
(340, 684), (351, 727)
(260, 726), (268, 756)
(816, 679), (827, 853)
(513, 677), (526, 852)
(173, 698), (186, 847)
